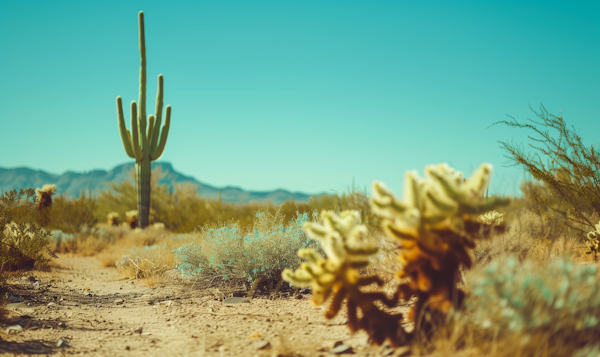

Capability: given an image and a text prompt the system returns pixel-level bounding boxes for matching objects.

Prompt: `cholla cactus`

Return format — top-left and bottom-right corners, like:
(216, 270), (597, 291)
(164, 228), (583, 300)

(36, 184), (57, 210)
(107, 212), (120, 227)
(478, 210), (504, 226)
(370, 163), (510, 322)
(586, 221), (600, 262)
(283, 163), (510, 348)
(282, 210), (410, 346)
(36, 184), (57, 227)
(125, 210), (139, 230)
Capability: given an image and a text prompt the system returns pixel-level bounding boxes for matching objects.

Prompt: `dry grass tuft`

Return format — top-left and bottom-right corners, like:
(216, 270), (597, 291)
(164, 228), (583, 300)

(116, 244), (175, 280)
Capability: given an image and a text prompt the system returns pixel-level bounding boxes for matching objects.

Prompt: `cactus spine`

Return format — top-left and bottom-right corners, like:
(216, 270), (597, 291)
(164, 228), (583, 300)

(116, 11), (171, 228)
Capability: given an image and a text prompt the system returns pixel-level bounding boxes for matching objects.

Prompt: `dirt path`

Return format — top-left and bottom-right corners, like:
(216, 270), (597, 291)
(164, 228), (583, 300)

(0, 255), (402, 357)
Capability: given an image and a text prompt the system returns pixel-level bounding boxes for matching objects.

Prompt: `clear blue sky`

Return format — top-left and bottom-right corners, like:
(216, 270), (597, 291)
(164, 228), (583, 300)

(1, 0), (598, 197)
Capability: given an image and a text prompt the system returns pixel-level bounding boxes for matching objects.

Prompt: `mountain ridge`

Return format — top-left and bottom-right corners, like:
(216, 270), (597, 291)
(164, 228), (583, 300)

(0, 162), (321, 205)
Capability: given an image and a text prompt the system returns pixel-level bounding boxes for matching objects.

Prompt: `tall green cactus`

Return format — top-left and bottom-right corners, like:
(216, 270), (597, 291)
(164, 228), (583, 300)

(116, 11), (171, 229)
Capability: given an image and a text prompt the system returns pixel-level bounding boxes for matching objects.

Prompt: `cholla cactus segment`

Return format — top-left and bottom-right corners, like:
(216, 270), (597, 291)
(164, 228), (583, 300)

(125, 210), (138, 220)
(282, 210), (409, 346)
(586, 221), (600, 260)
(425, 163), (511, 216)
(36, 184), (57, 196)
(478, 210), (504, 226)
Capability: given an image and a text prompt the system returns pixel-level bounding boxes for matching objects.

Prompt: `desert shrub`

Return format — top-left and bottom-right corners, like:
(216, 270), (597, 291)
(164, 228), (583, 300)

(489, 103), (600, 234)
(449, 256), (600, 357)
(46, 192), (98, 233)
(49, 225), (114, 255)
(116, 244), (174, 280)
(0, 189), (56, 273)
(173, 208), (322, 286)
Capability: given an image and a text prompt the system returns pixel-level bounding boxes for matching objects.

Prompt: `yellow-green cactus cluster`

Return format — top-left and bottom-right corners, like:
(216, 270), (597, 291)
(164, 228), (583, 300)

(282, 210), (409, 346)
(126, 210), (139, 229)
(370, 163), (510, 320)
(282, 163), (510, 347)
(283, 210), (377, 305)
(586, 221), (600, 261)
(478, 210), (504, 226)
(107, 212), (120, 227)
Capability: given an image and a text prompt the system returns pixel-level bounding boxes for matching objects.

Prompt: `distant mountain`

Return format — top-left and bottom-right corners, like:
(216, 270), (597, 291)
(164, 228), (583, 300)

(0, 162), (320, 205)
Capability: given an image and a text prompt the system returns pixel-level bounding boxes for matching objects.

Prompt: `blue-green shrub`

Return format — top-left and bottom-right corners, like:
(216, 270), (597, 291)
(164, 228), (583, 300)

(173, 209), (322, 283)
(452, 256), (600, 355)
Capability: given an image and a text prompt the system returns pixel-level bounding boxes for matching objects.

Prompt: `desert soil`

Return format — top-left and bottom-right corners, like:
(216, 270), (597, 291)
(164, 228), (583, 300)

(0, 255), (410, 357)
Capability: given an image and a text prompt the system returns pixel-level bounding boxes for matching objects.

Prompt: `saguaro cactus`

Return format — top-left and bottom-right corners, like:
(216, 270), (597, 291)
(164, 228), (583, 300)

(116, 11), (171, 228)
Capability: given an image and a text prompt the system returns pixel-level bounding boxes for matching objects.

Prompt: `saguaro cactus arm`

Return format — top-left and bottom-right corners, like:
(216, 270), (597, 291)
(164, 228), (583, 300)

(130, 101), (143, 160)
(116, 97), (135, 158)
(151, 105), (171, 160)
(150, 75), (164, 150)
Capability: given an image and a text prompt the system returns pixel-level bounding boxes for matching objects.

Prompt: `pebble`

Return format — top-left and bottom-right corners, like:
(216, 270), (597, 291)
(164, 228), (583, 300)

(330, 344), (353, 354)
(222, 297), (250, 304)
(115, 299), (125, 305)
(159, 300), (173, 307)
(254, 341), (271, 350)
(6, 325), (23, 334)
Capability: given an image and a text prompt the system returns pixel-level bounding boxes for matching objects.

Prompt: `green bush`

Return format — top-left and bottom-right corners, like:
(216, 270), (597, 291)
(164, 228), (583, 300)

(0, 189), (56, 273)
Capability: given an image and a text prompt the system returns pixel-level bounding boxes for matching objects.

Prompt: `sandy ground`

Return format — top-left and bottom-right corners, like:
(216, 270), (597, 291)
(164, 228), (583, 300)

(0, 255), (410, 357)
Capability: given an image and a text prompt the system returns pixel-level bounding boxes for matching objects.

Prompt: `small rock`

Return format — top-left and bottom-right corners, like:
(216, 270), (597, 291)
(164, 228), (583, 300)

(57, 339), (70, 348)
(115, 299), (125, 305)
(159, 300), (173, 307)
(254, 341), (271, 350)
(133, 326), (143, 334)
(330, 344), (353, 354)
(222, 297), (250, 304)
(6, 325), (23, 334)
(58, 322), (67, 328)
(321, 340), (344, 351)
(47, 302), (55, 308)
(125, 346), (130, 351)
